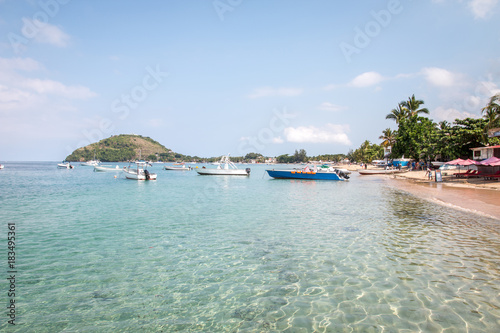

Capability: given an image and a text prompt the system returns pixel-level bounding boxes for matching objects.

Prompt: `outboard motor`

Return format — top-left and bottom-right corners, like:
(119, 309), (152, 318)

(245, 168), (251, 175)
(144, 169), (150, 180)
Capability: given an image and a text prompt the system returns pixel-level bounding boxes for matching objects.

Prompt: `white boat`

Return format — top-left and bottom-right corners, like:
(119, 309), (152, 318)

(57, 162), (74, 169)
(80, 160), (100, 167)
(0, 164), (4, 170)
(123, 161), (157, 180)
(196, 155), (250, 176)
(94, 165), (121, 172)
(358, 168), (408, 175)
(163, 165), (192, 171)
(81, 150), (100, 166)
(431, 161), (445, 167)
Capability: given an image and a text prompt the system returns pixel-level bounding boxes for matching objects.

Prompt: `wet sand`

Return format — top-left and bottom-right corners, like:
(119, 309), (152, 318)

(342, 165), (500, 221)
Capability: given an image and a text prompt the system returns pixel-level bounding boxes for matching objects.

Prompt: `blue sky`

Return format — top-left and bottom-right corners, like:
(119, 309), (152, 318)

(1, 0), (499, 160)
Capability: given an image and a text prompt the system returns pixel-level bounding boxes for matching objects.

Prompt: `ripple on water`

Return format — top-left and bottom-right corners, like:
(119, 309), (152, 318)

(1, 164), (500, 332)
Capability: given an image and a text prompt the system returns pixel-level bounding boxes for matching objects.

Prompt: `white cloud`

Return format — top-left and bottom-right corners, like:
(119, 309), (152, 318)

(468, 0), (498, 18)
(283, 124), (351, 145)
(318, 102), (345, 112)
(348, 71), (384, 88)
(20, 78), (96, 99)
(433, 106), (478, 122)
(272, 136), (284, 144)
(22, 18), (70, 47)
(421, 67), (459, 87)
(248, 87), (303, 99)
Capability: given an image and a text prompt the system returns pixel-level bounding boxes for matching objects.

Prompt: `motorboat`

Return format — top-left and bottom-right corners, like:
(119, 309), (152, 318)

(80, 160), (100, 167)
(163, 164), (192, 171)
(57, 162), (74, 169)
(81, 150), (100, 166)
(391, 157), (411, 167)
(196, 155), (250, 176)
(94, 165), (121, 172)
(123, 161), (157, 180)
(0, 164), (4, 169)
(266, 165), (349, 180)
(358, 168), (409, 175)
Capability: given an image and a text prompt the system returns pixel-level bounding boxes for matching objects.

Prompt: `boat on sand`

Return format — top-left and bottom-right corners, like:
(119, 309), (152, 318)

(358, 168), (409, 175)
(196, 155), (250, 176)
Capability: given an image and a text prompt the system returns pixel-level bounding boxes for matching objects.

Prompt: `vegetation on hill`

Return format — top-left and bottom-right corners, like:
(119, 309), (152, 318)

(66, 134), (176, 162)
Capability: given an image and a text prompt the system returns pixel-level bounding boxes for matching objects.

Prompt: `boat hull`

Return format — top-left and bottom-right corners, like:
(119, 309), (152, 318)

(164, 166), (191, 171)
(94, 165), (121, 172)
(197, 169), (249, 176)
(123, 171), (157, 180)
(266, 169), (345, 180)
(358, 169), (408, 175)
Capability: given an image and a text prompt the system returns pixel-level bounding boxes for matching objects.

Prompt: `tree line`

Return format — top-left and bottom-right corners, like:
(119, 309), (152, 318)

(349, 94), (500, 163)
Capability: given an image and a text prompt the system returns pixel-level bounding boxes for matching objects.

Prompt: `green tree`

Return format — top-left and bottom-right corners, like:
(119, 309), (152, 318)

(385, 103), (407, 124)
(392, 116), (437, 161)
(401, 94), (429, 117)
(379, 128), (396, 147)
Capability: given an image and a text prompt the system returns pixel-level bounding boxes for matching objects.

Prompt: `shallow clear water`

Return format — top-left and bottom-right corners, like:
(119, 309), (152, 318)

(1, 162), (499, 332)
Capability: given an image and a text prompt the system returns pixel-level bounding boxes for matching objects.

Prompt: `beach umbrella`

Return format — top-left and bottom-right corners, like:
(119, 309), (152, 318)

(445, 158), (465, 165)
(479, 156), (500, 166)
(460, 159), (478, 166)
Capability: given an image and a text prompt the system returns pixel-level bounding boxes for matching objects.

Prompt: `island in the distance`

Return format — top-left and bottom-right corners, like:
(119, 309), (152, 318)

(65, 134), (195, 162)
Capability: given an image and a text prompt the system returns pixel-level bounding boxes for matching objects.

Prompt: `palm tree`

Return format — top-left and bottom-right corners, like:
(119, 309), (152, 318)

(401, 94), (429, 117)
(379, 128), (396, 147)
(385, 103), (407, 124)
(482, 93), (500, 132)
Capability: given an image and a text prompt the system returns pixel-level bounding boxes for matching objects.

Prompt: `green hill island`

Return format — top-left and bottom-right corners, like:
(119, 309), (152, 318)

(65, 134), (192, 162)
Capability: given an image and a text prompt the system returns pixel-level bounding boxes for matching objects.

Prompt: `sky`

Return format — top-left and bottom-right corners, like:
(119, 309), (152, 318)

(1, 0), (500, 161)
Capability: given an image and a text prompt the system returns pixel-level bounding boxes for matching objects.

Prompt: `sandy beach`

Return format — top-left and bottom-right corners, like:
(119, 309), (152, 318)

(344, 165), (500, 222)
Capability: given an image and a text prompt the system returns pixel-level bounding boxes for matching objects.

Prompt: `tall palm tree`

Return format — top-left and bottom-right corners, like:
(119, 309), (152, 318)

(482, 93), (500, 131)
(401, 94), (429, 117)
(385, 103), (408, 124)
(379, 128), (396, 147)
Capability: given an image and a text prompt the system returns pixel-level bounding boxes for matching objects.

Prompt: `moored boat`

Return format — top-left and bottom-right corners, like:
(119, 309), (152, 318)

(196, 155), (250, 176)
(266, 165), (349, 181)
(0, 164), (4, 169)
(123, 161), (157, 180)
(163, 164), (192, 171)
(94, 165), (121, 172)
(57, 162), (74, 169)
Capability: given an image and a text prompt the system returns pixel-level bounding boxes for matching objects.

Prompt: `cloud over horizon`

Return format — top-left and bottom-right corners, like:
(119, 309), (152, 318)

(283, 124), (351, 145)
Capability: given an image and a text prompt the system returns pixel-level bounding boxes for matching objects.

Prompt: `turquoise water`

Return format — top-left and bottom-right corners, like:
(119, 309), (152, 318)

(1, 162), (500, 332)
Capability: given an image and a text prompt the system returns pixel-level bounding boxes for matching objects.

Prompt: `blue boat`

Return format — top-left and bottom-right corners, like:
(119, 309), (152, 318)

(391, 158), (411, 167)
(266, 168), (349, 181)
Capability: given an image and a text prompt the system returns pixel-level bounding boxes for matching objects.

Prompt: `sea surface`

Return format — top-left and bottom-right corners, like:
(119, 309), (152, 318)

(1, 162), (500, 332)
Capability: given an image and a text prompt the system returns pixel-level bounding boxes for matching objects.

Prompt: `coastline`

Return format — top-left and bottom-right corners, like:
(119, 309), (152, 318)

(347, 166), (500, 222)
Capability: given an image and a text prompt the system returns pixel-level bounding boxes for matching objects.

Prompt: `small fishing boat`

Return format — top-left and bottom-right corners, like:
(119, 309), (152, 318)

(80, 150), (100, 166)
(266, 165), (349, 181)
(57, 162), (74, 169)
(94, 165), (121, 172)
(197, 155), (250, 176)
(0, 164), (4, 169)
(163, 163), (192, 171)
(123, 161), (157, 180)
(391, 157), (411, 167)
(358, 168), (409, 175)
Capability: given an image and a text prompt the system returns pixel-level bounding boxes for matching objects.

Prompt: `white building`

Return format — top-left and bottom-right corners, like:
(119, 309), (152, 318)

(471, 145), (500, 160)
